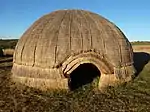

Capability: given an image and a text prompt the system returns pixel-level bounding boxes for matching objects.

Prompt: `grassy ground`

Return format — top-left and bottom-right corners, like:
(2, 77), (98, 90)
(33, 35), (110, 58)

(132, 45), (150, 54)
(0, 57), (150, 112)
(0, 44), (150, 112)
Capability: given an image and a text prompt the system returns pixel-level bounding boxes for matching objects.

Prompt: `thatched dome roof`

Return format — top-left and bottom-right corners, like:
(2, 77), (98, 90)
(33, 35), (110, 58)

(12, 10), (135, 90)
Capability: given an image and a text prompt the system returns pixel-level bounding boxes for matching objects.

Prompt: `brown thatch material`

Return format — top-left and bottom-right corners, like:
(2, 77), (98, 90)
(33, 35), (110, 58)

(11, 9), (136, 90)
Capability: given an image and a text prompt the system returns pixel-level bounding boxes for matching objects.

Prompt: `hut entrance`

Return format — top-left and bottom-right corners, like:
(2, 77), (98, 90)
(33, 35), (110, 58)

(68, 63), (100, 90)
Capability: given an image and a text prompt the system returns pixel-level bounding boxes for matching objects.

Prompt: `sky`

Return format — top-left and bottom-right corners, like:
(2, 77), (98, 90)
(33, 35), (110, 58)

(0, 0), (150, 41)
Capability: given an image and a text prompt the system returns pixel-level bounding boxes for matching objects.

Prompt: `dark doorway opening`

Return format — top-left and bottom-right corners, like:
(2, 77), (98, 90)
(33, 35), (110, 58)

(133, 52), (150, 76)
(68, 63), (100, 90)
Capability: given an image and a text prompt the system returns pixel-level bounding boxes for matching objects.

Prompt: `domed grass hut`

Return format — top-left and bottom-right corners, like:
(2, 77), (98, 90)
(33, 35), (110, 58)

(12, 9), (136, 90)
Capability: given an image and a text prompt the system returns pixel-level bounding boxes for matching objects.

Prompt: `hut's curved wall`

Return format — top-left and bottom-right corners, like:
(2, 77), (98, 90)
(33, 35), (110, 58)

(12, 9), (136, 90)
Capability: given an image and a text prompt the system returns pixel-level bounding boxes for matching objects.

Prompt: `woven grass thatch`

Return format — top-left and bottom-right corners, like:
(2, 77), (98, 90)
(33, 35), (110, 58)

(11, 9), (136, 91)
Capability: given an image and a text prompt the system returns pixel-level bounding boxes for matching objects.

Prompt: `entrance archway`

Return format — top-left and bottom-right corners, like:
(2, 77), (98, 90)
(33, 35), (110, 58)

(68, 63), (100, 90)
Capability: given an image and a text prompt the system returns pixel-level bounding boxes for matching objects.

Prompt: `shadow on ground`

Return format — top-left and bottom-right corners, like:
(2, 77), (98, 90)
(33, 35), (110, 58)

(133, 52), (150, 76)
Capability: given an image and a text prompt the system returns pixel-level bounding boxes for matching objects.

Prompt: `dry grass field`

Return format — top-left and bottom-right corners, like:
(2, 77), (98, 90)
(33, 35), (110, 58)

(0, 41), (150, 112)
(133, 45), (150, 54)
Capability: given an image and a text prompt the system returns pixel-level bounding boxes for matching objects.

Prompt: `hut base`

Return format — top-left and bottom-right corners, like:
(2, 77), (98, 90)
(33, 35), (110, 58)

(11, 73), (132, 91)
(11, 75), (68, 91)
(99, 73), (132, 90)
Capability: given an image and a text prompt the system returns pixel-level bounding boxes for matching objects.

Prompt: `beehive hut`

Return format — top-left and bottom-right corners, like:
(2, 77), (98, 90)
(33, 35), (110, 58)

(11, 9), (136, 90)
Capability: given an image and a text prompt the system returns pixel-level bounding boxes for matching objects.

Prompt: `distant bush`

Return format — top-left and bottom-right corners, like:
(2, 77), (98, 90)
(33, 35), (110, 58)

(0, 39), (18, 49)
(131, 41), (150, 45)
(0, 47), (3, 57)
